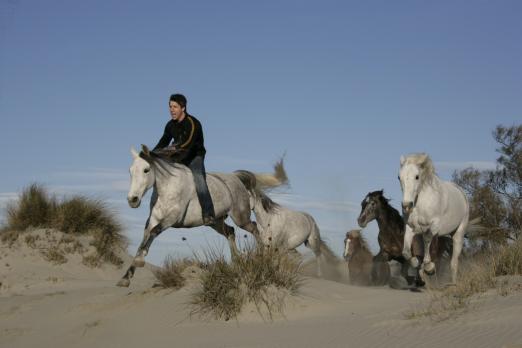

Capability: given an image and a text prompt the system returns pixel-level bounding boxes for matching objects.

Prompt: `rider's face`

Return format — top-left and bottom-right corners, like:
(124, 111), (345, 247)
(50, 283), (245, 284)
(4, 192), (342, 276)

(169, 101), (185, 121)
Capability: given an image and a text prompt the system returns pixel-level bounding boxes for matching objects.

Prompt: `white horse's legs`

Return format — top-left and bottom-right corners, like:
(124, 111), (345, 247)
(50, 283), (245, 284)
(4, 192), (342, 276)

(450, 219), (467, 285)
(402, 225), (419, 268)
(422, 230), (436, 275)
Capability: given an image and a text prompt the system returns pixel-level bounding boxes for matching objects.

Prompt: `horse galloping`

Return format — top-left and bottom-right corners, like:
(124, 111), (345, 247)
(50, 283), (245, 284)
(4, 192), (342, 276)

(399, 153), (469, 285)
(117, 145), (287, 287)
(357, 190), (452, 287)
(244, 185), (339, 278)
(343, 229), (390, 286)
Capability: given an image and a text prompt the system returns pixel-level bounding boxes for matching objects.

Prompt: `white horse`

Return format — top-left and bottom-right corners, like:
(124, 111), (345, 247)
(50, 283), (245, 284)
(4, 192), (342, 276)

(399, 153), (469, 285)
(117, 145), (287, 287)
(247, 188), (338, 277)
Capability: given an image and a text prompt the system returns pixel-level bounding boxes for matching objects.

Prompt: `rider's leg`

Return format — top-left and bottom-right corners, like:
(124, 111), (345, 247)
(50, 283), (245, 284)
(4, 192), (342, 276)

(188, 155), (216, 224)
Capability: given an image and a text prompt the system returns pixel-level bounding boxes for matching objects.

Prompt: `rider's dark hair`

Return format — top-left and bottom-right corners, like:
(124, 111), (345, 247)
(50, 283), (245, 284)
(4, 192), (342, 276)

(169, 94), (187, 110)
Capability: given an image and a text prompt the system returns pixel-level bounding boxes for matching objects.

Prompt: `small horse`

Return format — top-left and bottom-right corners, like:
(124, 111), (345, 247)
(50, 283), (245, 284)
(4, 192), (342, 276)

(117, 145), (287, 287)
(399, 153), (469, 285)
(343, 229), (390, 286)
(247, 187), (339, 278)
(357, 190), (452, 287)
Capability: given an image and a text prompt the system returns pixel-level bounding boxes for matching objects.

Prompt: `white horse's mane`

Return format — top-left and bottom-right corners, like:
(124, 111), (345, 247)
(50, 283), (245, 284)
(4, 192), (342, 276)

(403, 153), (438, 186)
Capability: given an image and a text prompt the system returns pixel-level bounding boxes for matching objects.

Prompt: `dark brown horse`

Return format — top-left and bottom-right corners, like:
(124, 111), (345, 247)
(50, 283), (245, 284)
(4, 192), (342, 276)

(343, 229), (390, 286)
(357, 190), (452, 287)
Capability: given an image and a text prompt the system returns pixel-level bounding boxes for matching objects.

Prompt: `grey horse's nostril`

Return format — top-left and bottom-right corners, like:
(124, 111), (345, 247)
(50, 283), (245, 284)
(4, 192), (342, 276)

(130, 196), (138, 203)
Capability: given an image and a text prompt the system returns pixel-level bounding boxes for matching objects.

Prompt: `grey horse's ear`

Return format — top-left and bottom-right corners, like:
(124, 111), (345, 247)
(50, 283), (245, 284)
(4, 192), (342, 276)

(140, 144), (153, 161)
(400, 155), (406, 166)
(141, 144), (151, 156)
(130, 147), (139, 159)
(419, 153), (428, 164)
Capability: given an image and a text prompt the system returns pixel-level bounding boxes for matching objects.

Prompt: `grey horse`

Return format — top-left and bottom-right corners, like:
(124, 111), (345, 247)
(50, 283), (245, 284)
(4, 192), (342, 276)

(117, 145), (287, 287)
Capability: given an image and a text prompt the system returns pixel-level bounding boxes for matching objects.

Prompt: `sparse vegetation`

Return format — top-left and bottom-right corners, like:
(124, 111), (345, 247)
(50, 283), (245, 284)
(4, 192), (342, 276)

(406, 124), (522, 322)
(453, 124), (521, 248)
(152, 256), (194, 289)
(191, 242), (302, 321)
(42, 246), (68, 265)
(406, 239), (522, 322)
(1, 184), (127, 266)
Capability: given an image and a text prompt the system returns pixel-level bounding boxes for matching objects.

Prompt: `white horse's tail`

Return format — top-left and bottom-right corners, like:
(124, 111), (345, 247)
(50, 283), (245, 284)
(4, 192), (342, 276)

(464, 217), (484, 239)
(235, 158), (288, 192)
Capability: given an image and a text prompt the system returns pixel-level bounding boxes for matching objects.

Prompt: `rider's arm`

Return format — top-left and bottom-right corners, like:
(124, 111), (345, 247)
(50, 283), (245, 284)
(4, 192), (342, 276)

(171, 116), (201, 161)
(153, 123), (173, 151)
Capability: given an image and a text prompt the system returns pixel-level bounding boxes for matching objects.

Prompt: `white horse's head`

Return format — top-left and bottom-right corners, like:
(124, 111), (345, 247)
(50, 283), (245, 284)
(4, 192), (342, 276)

(127, 145), (156, 208)
(398, 153), (433, 215)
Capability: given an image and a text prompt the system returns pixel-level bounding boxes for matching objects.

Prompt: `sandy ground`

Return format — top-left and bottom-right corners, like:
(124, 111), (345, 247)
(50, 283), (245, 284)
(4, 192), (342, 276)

(1, 230), (521, 348)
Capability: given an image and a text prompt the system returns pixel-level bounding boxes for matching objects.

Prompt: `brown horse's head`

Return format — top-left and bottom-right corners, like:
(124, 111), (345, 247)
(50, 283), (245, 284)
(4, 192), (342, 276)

(357, 190), (386, 228)
(343, 229), (366, 262)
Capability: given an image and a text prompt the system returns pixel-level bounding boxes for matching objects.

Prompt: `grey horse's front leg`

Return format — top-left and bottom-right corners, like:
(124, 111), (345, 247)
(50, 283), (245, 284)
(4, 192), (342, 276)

(116, 218), (162, 287)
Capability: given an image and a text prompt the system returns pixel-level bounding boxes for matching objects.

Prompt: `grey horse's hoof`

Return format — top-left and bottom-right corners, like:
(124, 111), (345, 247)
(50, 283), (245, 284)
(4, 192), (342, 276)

(423, 262), (436, 275)
(133, 257), (145, 268)
(116, 278), (130, 287)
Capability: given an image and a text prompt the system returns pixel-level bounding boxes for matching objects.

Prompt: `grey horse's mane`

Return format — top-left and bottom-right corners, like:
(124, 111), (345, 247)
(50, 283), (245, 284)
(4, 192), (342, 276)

(255, 189), (280, 213)
(139, 151), (187, 177)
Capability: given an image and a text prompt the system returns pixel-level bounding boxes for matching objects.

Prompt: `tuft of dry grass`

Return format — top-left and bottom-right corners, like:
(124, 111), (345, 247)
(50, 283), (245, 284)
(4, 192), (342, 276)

(405, 239), (522, 322)
(152, 256), (195, 289)
(1, 183), (127, 266)
(191, 242), (302, 321)
(42, 246), (68, 265)
(2, 184), (57, 238)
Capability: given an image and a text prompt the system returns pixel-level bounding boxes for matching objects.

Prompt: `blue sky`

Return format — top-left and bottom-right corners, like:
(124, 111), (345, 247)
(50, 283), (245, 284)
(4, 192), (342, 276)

(1, 0), (521, 265)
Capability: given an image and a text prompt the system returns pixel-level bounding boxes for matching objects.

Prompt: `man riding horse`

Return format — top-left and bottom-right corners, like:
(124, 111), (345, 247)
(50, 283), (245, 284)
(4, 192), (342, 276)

(153, 93), (216, 226)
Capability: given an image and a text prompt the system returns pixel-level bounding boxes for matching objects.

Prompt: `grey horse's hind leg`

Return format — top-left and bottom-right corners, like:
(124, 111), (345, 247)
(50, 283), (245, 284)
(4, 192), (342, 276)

(210, 217), (239, 256)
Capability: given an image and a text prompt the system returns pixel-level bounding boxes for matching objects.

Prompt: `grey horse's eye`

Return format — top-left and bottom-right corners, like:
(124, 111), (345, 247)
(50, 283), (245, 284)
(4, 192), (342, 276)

(415, 175), (419, 180)
(144, 168), (150, 174)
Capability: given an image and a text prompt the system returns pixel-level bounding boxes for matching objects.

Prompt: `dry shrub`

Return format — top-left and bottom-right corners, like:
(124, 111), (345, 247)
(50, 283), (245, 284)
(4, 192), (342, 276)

(152, 256), (195, 289)
(42, 246), (68, 265)
(493, 238), (522, 276)
(1, 183), (127, 266)
(406, 239), (522, 321)
(191, 243), (302, 321)
(1, 184), (57, 242)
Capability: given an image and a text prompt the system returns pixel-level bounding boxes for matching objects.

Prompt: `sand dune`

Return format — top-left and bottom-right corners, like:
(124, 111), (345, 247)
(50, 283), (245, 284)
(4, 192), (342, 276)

(1, 232), (521, 348)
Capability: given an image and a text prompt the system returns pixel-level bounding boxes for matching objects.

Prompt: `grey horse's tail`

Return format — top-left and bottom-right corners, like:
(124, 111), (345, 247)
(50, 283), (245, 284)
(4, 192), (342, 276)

(234, 158), (288, 193)
(318, 238), (339, 265)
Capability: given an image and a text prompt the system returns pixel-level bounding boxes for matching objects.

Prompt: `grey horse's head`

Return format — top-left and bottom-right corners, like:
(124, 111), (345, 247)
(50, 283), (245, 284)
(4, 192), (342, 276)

(127, 145), (156, 208)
